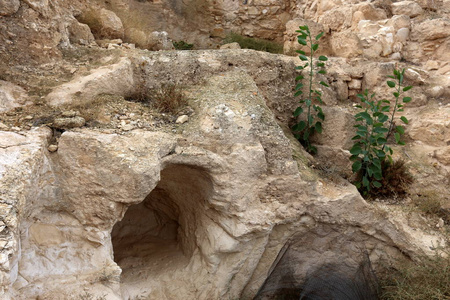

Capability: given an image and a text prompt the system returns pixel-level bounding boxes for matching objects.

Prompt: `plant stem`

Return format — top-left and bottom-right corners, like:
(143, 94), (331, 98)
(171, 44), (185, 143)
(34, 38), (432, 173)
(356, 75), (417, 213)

(307, 31), (314, 127)
(383, 81), (401, 151)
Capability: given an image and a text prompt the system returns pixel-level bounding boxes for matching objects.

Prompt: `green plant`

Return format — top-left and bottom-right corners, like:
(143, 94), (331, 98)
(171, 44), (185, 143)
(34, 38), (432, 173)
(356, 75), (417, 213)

(222, 32), (283, 54)
(173, 41), (194, 50)
(350, 69), (412, 196)
(291, 25), (328, 154)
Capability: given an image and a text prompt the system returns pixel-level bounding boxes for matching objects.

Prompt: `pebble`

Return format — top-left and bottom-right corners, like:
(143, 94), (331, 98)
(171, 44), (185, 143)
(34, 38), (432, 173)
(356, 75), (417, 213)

(48, 145), (58, 152)
(61, 110), (78, 118)
(24, 115), (33, 120)
(0, 123), (8, 130)
(176, 115), (189, 124)
(53, 116), (85, 129)
(122, 124), (134, 131)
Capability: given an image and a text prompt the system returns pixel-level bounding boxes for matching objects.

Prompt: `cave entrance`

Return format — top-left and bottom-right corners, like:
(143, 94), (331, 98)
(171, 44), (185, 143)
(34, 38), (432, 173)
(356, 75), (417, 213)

(111, 164), (213, 295)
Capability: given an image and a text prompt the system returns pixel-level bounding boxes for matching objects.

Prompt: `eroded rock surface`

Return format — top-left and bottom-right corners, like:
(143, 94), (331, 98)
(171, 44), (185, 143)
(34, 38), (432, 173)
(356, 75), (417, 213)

(1, 64), (446, 299)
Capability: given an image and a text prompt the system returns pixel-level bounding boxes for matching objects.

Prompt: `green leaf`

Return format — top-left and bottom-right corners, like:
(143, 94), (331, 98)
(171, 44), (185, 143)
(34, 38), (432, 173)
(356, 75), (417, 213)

(359, 112), (373, 125)
(350, 146), (363, 155)
(387, 75), (395, 79)
(292, 120), (307, 132)
(387, 81), (396, 88)
(403, 96), (411, 103)
(374, 172), (382, 180)
(398, 141), (405, 145)
(312, 44), (319, 51)
(400, 116), (409, 124)
(363, 176), (370, 187)
(378, 114), (389, 123)
(293, 107), (303, 116)
(377, 137), (387, 144)
(299, 55), (308, 61)
(303, 129), (310, 140)
(319, 81), (329, 87)
(376, 150), (386, 158)
(373, 181), (382, 188)
(393, 69), (400, 77)
(294, 90), (303, 97)
(318, 55), (328, 61)
(318, 70), (326, 74)
(298, 38), (307, 46)
(316, 62), (325, 67)
(315, 121), (322, 133)
(381, 106), (390, 112)
(393, 92), (400, 97)
(396, 125), (405, 134)
(295, 83), (303, 90)
(318, 111), (325, 121)
(296, 50), (306, 55)
(315, 32), (324, 40)
(299, 25), (309, 31)
(352, 161), (362, 173)
(295, 66), (304, 70)
(403, 86), (412, 92)
(394, 132), (400, 143)
(295, 75), (304, 81)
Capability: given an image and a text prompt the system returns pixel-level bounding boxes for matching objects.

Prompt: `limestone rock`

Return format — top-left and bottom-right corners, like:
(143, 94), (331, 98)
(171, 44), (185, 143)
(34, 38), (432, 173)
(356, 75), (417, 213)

(392, 1), (424, 17)
(0, 80), (29, 112)
(220, 42), (241, 49)
(0, 0), (20, 16)
(80, 9), (124, 40)
(46, 57), (134, 107)
(175, 115), (189, 124)
(68, 20), (96, 46)
(52, 116), (86, 129)
(330, 31), (363, 58)
(413, 19), (450, 41)
(408, 105), (450, 147)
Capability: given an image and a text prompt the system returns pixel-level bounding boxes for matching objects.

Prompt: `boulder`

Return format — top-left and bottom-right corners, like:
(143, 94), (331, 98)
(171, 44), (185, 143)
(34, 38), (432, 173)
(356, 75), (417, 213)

(391, 1), (424, 17)
(330, 31), (363, 58)
(68, 20), (96, 46)
(79, 8), (124, 40)
(413, 19), (450, 41)
(46, 57), (134, 107)
(0, 81), (29, 112)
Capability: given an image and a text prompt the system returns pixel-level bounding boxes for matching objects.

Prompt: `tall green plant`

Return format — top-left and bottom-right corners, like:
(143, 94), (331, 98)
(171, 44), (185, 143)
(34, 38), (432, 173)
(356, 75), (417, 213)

(350, 68), (412, 196)
(292, 25), (329, 154)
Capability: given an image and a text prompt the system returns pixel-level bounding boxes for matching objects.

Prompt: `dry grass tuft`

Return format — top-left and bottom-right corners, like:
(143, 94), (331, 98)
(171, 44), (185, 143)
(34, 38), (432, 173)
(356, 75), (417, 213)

(370, 159), (414, 199)
(379, 254), (450, 300)
(126, 84), (188, 114)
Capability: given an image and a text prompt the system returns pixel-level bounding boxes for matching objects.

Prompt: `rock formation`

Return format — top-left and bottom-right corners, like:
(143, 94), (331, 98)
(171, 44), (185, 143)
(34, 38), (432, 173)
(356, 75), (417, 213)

(0, 0), (448, 299)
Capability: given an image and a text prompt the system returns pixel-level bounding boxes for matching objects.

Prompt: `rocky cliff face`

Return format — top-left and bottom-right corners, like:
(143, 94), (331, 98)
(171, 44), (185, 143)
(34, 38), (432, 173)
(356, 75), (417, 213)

(0, 0), (449, 299)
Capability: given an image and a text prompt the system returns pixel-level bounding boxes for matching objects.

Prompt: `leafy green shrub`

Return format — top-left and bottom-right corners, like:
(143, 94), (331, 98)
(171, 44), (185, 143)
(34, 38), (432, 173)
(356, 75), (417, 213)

(350, 68), (412, 196)
(379, 254), (450, 300)
(173, 41), (194, 50)
(291, 25), (328, 154)
(126, 84), (188, 114)
(222, 32), (283, 54)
